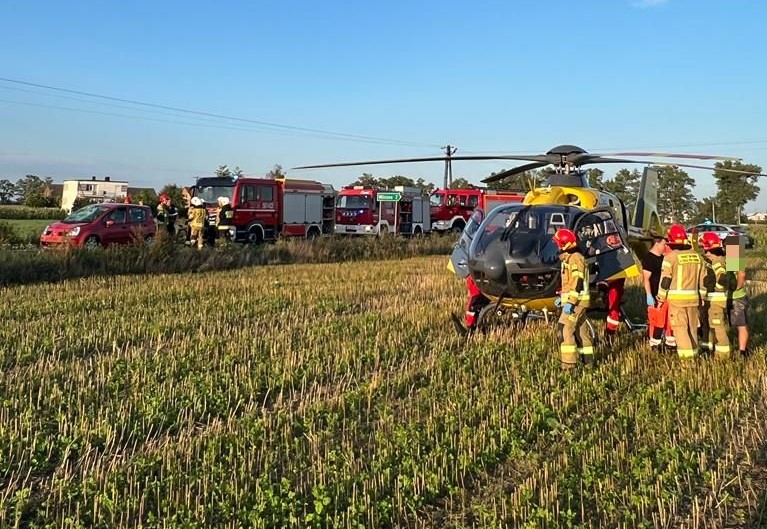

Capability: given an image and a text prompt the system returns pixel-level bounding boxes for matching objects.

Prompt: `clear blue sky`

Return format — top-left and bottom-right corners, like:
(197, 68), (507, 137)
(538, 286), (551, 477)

(1, 0), (766, 212)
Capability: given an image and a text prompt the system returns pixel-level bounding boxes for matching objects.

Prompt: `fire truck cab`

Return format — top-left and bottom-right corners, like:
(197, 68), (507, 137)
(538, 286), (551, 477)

(335, 185), (431, 236)
(191, 176), (335, 243)
(430, 188), (527, 233)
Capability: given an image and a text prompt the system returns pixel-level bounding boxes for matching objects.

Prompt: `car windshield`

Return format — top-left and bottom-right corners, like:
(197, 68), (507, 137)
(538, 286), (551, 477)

(429, 193), (444, 206)
(337, 195), (372, 209)
(63, 204), (109, 223)
(196, 185), (234, 204)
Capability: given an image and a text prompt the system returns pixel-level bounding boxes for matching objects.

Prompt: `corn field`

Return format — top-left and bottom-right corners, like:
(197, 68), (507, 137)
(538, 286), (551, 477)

(1, 255), (765, 528)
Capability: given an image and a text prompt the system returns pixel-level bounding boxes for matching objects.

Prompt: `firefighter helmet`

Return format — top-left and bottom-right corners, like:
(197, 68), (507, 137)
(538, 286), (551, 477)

(666, 224), (688, 245)
(217, 196), (230, 206)
(553, 228), (578, 251)
(699, 231), (723, 251)
(159, 193), (170, 204)
(191, 197), (203, 206)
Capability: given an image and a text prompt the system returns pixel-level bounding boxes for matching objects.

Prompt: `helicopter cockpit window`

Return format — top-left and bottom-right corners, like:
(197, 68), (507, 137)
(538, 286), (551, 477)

(576, 212), (624, 257)
(470, 204), (524, 255)
(548, 212), (566, 234)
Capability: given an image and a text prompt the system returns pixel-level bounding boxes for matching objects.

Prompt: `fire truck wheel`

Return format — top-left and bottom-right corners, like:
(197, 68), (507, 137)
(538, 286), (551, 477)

(378, 225), (390, 238)
(450, 222), (465, 234)
(413, 226), (423, 237)
(247, 227), (263, 244)
(307, 227), (321, 240)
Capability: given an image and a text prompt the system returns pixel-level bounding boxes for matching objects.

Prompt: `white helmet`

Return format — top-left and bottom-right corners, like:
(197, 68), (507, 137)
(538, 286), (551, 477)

(217, 196), (230, 206)
(191, 197), (203, 206)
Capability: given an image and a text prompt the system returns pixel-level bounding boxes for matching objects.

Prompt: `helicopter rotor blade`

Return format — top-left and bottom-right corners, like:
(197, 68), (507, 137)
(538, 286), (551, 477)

(481, 162), (549, 184)
(292, 154), (552, 170)
(593, 152), (741, 161)
(594, 159), (767, 177)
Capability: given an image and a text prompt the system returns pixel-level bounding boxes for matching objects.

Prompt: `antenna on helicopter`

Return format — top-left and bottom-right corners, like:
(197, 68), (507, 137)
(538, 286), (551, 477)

(442, 144), (457, 189)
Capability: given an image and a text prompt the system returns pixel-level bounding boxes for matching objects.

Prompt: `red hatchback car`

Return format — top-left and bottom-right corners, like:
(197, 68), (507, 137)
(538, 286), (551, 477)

(41, 203), (157, 248)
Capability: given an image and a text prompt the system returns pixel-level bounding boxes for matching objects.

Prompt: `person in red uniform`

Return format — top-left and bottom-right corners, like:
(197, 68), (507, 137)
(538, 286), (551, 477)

(451, 275), (490, 336)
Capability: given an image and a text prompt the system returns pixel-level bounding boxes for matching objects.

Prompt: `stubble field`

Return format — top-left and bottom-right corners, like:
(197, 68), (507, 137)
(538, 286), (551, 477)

(1, 254), (766, 528)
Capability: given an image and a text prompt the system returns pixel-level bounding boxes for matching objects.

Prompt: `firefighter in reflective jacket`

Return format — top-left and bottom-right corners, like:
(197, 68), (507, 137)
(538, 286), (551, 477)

(657, 224), (706, 360)
(216, 196), (234, 244)
(188, 197), (207, 249)
(553, 228), (593, 368)
(699, 232), (731, 359)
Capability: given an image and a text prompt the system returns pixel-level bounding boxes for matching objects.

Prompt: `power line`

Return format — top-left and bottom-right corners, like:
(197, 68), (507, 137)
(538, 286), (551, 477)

(0, 76), (440, 148)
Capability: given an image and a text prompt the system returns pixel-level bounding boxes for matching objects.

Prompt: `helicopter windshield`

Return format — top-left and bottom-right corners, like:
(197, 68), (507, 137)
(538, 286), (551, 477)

(470, 204), (577, 265)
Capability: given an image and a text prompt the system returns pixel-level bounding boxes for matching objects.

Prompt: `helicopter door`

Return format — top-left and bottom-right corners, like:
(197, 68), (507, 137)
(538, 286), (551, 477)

(449, 208), (484, 278)
(572, 207), (639, 282)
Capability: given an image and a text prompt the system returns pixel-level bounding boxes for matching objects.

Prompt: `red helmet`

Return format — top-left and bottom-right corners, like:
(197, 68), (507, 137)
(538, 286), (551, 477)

(553, 228), (577, 251)
(666, 224), (688, 245)
(159, 193), (170, 204)
(699, 231), (722, 251)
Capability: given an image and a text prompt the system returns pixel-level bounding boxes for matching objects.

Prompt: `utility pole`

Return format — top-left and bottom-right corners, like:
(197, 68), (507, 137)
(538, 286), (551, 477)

(442, 145), (457, 190)
(712, 201), (715, 223)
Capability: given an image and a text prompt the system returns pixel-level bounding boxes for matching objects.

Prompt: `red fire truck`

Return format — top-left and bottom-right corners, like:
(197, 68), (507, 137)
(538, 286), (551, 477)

(190, 176), (335, 243)
(430, 187), (527, 233)
(335, 185), (431, 236)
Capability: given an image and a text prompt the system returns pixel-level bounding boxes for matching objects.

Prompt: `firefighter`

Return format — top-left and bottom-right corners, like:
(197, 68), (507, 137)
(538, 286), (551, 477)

(657, 224), (706, 361)
(216, 196), (234, 245)
(188, 197), (207, 249)
(553, 228), (592, 369)
(642, 236), (675, 353)
(699, 232), (731, 359)
(156, 193), (178, 238)
(451, 275), (491, 336)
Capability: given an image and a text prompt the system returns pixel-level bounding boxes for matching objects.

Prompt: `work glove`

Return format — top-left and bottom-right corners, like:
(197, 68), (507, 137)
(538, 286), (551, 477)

(563, 303), (574, 315)
(554, 296), (562, 307)
(646, 294), (655, 307)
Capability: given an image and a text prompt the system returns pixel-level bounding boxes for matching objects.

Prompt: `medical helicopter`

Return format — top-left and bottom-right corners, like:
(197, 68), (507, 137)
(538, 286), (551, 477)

(294, 144), (765, 332)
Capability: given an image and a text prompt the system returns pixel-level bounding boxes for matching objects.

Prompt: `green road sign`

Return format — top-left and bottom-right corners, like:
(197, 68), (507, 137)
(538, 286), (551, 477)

(377, 192), (402, 202)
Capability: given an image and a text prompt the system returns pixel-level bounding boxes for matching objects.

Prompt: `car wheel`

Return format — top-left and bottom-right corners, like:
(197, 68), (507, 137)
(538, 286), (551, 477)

(84, 235), (100, 248)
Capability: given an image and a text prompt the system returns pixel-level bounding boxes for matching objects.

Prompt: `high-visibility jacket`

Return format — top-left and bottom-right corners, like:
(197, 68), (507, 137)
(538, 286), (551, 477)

(658, 248), (706, 307)
(216, 204), (234, 230)
(560, 251), (590, 306)
(188, 205), (207, 229)
(703, 254), (728, 306)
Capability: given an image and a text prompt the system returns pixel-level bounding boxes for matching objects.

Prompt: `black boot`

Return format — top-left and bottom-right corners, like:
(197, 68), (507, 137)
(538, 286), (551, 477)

(451, 313), (469, 337)
(740, 349), (750, 358)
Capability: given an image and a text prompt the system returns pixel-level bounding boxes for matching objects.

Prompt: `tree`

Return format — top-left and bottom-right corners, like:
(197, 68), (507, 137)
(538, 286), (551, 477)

(350, 173), (379, 187)
(712, 160), (762, 224)
(602, 168), (641, 215)
(215, 165), (232, 178)
(449, 177), (472, 189)
(134, 189), (158, 209)
(15, 174), (54, 206)
(233, 166), (244, 178)
(486, 169), (545, 191)
(586, 168), (604, 189)
(379, 175), (417, 188)
(654, 166), (697, 224)
(414, 177), (436, 194)
(266, 164), (286, 179)
(690, 197), (717, 225)
(0, 179), (16, 203)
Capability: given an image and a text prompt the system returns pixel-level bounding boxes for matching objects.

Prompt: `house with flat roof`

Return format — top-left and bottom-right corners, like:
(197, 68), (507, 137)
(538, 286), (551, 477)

(61, 176), (129, 212)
